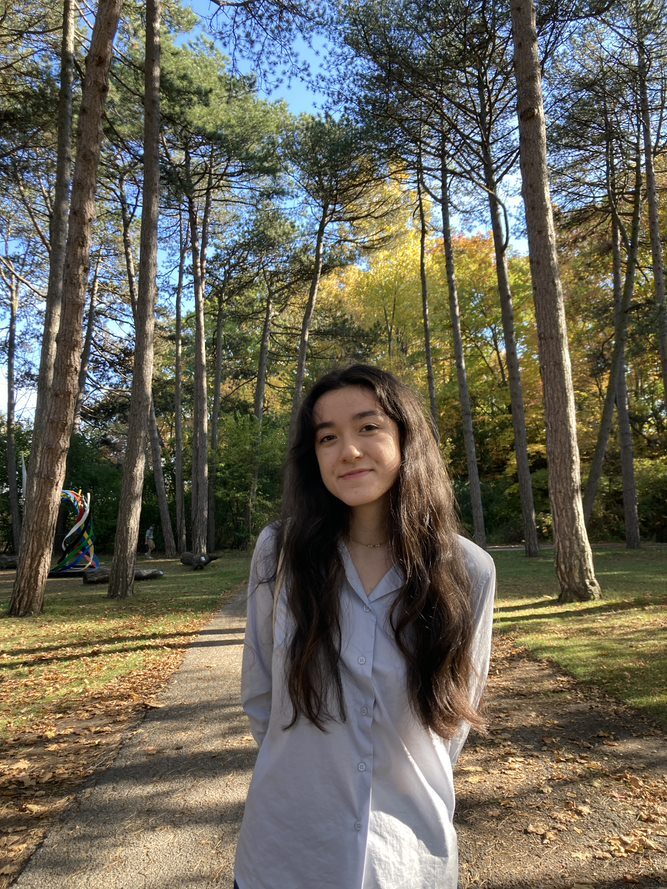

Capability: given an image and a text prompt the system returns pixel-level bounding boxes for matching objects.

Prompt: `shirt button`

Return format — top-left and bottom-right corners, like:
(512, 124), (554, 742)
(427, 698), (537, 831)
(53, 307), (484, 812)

(354, 821), (362, 832)
(363, 605), (371, 613)
(357, 656), (366, 665)
(360, 706), (369, 716)
(358, 762), (367, 772)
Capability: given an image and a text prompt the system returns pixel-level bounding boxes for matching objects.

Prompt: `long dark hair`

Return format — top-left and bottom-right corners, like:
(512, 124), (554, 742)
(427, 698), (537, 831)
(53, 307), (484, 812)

(278, 364), (483, 738)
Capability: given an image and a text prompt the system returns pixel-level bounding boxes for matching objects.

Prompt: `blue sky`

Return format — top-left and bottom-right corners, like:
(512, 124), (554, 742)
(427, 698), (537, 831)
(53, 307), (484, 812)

(186, 0), (325, 114)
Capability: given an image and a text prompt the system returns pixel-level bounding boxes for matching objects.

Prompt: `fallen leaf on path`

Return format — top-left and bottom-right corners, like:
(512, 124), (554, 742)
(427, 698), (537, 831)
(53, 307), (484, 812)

(572, 803), (591, 816)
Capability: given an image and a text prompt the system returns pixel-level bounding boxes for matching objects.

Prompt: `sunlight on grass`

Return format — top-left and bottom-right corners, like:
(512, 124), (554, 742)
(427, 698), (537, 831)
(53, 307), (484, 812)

(0, 553), (252, 739)
(492, 544), (667, 729)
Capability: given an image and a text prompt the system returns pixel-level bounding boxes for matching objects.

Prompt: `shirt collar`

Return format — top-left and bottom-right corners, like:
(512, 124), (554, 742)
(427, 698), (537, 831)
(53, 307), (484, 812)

(339, 541), (404, 603)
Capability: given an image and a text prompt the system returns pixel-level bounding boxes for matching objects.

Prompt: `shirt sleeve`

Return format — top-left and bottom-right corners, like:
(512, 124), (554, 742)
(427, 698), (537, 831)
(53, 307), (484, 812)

(241, 525), (277, 747)
(446, 541), (496, 766)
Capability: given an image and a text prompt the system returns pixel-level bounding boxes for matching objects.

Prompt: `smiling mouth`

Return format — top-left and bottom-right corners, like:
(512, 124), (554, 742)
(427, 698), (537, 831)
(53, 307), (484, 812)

(339, 469), (372, 480)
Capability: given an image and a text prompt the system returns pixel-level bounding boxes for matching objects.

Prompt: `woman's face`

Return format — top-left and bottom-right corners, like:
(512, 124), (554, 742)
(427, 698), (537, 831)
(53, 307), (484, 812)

(312, 385), (401, 513)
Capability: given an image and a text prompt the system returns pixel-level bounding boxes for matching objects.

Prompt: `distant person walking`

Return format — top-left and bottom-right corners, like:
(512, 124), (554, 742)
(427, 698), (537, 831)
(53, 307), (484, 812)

(145, 525), (155, 559)
(234, 364), (496, 889)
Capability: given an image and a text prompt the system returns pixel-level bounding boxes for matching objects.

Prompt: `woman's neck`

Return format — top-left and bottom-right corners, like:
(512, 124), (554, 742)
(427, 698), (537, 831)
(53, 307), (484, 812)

(348, 501), (390, 547)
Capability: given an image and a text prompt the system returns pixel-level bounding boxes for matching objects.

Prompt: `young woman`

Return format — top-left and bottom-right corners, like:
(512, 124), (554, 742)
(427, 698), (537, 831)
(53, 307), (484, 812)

(234, 364), (495, 889)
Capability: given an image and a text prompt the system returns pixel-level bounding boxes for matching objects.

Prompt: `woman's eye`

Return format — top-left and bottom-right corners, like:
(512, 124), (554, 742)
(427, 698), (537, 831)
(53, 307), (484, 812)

(361, 424), (379, 433)
(318, 434), (335, 444)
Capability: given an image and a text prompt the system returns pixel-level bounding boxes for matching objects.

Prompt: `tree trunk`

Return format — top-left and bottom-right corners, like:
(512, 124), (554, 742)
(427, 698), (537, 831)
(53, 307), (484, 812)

(637, 33), (667, 401)
(247, 280), (273, 538)
(149, 396), (177, 556)
(583, 155), (642, 523)
(439, 161), (486, 548)
(291, 206), (328, 423)
(74, 251), (101, 429)
(29, 0), (76, 477)
(7, 273), (21, 553)
(174, 218), (187, 553)
(119, 173), (139, 312)
(616, 360), (640, 549)
(207, 292), (225, 552)
(480, 145), (539, 556)
(108, 0), (161, 599)
(10, 0), (124, 617)
(119, 170), (175, 558)
(510, 0), (600, 602)
(187, 190), (209, 555)
(416, 161), (439, 436)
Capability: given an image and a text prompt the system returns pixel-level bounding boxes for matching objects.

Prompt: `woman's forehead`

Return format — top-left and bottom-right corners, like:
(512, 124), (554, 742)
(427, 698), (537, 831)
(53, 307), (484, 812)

(312, 385), (382, 423)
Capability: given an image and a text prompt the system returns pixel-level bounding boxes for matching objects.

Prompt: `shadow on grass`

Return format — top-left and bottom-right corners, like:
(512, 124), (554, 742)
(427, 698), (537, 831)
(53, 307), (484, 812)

(3, 626), (247, 660)
(2, 632), (246, 670)
(494, 597), (663, 625)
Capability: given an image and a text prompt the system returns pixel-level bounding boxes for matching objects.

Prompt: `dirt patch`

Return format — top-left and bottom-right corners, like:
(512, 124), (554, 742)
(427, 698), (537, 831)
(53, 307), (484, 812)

(457, 635), (667, 889)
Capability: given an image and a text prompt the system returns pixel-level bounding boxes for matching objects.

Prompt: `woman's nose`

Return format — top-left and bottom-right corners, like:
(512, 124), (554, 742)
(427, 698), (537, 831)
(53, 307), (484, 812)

(340, 438), (362, 460)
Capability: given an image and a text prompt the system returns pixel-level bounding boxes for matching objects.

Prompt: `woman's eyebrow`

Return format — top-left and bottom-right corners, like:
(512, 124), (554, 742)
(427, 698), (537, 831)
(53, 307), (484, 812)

(313, 410), (383, 434)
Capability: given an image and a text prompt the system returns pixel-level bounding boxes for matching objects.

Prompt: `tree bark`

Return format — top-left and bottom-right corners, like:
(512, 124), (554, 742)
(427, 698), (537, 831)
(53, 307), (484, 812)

(119, 173), (139, 312)
(7, 273), (21, 553)
(149, 397), (177, 556)
(207, 292), (225, 552)
(247, 280), (273, 538)
(108, 0), (161, 599)
(74, 251), (101, 429)
(416, 160), (439, 436)
(29, 0), (76, 471)
(188, 189), (209, 555)
(510, 0), (600, 602)
(616, 359), (640, 549)
(475, 76), (539, 556)
(10, 0), (124, 616)
(174, 218), (187, 553)
(439, 161), (486, 548)
(291, 206), (328, 424)
(483, 176), (539, 554)
(119, 166), (176, 558)
(583, 154), (642, 523)
(637, 32), (667, 401)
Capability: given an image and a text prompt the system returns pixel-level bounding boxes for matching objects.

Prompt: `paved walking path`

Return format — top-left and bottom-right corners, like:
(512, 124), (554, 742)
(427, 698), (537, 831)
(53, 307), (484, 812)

(14, 588), (255, 889)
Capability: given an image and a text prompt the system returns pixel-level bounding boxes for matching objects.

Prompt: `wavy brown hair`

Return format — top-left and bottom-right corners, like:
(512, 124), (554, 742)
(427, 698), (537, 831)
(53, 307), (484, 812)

(277, 364), (483, 738)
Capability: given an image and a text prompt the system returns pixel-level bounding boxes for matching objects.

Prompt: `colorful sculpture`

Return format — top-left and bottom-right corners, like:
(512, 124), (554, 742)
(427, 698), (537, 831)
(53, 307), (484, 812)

(49, 489), (100, 577)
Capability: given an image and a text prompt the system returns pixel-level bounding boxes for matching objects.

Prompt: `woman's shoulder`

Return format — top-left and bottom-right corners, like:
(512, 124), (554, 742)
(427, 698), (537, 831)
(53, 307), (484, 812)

(249, 522), (280, 569)
(255, 522), (280, 549)
(455, 534), (495, 588)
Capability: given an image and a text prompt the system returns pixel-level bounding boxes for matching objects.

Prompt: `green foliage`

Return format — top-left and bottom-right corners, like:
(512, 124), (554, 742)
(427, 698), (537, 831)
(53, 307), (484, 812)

(583, 455), (667, 543)
(635, 458), (667, 542)
(213, 413), (288, 549)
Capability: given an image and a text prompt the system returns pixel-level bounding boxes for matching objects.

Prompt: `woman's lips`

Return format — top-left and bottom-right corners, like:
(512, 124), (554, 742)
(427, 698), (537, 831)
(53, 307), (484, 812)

(339, 469), (371, 479)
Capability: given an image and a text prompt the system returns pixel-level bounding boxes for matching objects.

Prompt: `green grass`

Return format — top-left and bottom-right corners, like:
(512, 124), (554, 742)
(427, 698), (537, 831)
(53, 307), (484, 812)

(492, 544), (667, 729)
(0, 552), (252, 738)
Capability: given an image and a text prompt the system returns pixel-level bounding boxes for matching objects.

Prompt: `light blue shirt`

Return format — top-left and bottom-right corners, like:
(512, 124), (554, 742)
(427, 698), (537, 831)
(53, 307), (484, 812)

(235, 524), (496, 889)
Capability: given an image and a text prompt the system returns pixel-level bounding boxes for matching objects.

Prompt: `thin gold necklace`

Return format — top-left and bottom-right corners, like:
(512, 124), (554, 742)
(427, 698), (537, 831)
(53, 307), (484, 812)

(348, 537), (389, 549)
